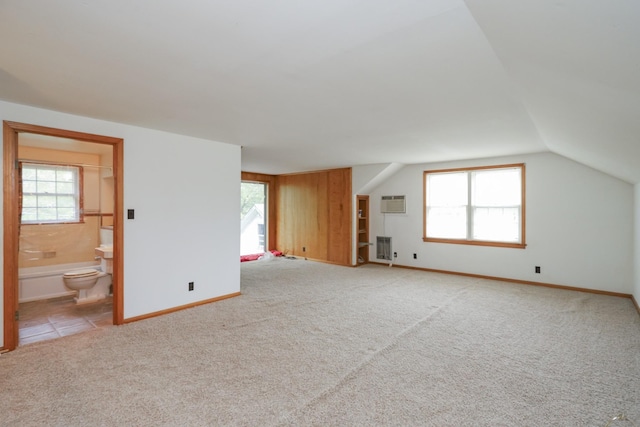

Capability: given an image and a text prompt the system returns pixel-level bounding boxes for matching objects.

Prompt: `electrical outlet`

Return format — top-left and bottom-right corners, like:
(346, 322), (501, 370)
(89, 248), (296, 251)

(413, 253), (417, 259)
(535, 266), (541, 274)
(302, 246), (306, 252)
(188, 282), (194, 291)
(393, 252), (397, 258)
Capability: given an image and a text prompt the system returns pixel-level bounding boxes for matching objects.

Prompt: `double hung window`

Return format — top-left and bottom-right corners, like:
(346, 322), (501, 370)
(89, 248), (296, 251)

(423, 164), (525, 248)
(21, 162), (82, 224)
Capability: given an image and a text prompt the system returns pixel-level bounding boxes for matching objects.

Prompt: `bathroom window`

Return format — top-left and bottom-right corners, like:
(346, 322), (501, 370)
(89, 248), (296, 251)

(20, 162), (83, 224)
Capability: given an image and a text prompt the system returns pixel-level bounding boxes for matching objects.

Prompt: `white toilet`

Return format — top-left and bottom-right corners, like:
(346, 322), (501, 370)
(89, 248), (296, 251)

(63, 269), (100, 290)
(63, 245), (113, 304)
(63, 268), (110, 304)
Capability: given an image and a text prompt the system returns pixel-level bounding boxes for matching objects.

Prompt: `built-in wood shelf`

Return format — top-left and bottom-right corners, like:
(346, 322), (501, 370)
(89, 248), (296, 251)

(356, 195), (369, 265)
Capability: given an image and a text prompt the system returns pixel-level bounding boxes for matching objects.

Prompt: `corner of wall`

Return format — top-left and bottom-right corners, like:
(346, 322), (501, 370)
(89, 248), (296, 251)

(351, 163), (405, 265)
(352, 163), (405, 195)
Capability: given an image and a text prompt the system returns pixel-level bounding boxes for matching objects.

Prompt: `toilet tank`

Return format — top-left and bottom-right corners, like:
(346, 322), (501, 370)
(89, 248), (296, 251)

(100, 226), (113, 246)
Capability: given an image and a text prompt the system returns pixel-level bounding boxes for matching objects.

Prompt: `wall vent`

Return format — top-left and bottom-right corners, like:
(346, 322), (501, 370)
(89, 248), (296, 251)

(381, 195), (406, 213)
(376, 236), (392, 260)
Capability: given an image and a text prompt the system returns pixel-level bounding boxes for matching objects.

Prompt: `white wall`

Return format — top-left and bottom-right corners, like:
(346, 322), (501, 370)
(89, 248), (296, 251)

(1, 100), (241, 347)
(352, 163), (406, 265)
(368, 152), (634, 293)
(352, 164), (390, 265)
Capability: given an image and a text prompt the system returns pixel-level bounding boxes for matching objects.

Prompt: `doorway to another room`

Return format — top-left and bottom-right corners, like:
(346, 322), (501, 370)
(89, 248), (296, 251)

(2, 121), (124, 352)
(239, 172), (276, 261)
(240, 182), (267, 256)
(17, 133), (115, 345)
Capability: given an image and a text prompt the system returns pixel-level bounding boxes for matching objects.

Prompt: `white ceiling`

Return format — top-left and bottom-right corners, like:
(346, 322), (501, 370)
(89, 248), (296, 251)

(1, 1), (638, 182)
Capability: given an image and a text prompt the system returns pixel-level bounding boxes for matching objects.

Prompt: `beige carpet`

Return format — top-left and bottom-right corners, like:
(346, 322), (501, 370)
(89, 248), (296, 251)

(1, 259), (639, 426)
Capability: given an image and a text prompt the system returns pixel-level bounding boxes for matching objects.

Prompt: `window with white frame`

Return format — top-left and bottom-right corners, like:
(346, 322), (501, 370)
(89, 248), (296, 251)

(21, 162), (82, 224)
(423, 164), (525, 248)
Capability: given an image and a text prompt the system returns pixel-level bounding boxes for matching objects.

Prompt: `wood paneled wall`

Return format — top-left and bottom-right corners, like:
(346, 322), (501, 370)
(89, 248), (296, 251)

(276, 168), (352, 266)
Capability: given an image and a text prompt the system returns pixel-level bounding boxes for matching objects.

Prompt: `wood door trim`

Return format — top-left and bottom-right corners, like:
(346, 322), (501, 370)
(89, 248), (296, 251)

(3, 122), (20, 351)
(2, 121), (124, 352)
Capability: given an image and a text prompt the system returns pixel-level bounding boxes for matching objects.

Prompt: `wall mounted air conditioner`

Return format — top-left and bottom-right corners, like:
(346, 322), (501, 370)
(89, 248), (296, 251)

(381, 195), (406, 214)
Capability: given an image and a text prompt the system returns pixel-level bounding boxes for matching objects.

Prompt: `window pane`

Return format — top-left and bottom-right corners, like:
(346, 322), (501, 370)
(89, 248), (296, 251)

(22, 181), (37, 193)
(426, 206), (467, 239)
(57, 208), (77, 221)
(21, 208), (37, 222)
(22, 195), (37, 208)
(37, 181), (56, 194)
(22, 168), (36, 180)
(57, 195), (76, 208)
(36, 169), (56, 181)
(57, 182), (75, 194)
(472, 168), (520, 206)
(427, 172), (467, 206)
(37, 208), (57, 221)
(56, 170), (75, 182)
(39, 195), (57, 208)
(473, 207), (520, 242)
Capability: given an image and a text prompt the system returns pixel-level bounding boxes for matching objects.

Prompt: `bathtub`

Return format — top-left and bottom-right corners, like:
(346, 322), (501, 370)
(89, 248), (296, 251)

(19, 261), (102, 303)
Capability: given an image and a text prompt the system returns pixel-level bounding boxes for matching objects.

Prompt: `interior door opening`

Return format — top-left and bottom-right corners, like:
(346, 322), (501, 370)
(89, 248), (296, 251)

(3, 121), (124, 352)
(240, 182), (267, 256)
(16, 134), (115, 346)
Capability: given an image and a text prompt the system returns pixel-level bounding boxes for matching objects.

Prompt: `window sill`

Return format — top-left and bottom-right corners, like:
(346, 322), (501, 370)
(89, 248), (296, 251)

(422, 237), (526, 249)
(22, 221), (85, 226)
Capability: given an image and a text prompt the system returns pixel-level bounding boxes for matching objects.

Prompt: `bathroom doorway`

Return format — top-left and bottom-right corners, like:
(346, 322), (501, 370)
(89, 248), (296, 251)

(3, 121), (124, 352)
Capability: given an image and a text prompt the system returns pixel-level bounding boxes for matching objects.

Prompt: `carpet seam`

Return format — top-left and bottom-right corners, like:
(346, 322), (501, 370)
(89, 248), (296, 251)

(275, 286), (471, 425)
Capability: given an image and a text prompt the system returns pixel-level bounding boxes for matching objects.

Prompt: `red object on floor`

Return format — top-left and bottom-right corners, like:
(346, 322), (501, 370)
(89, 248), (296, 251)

(240, 250), (283, 262)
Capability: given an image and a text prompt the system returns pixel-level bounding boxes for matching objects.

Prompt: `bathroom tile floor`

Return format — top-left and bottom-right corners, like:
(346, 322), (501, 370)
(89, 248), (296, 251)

(19, 295), (113, 346)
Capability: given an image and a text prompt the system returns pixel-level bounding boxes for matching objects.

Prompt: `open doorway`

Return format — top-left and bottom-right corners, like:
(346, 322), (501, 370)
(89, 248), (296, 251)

(239, 172), (276, 260)
(240, 182), (267, 256)
(3, 121), (124, 352)
(17, 133), (114, 345)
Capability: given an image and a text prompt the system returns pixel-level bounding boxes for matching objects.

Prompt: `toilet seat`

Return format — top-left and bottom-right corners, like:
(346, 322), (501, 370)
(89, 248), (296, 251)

(63, 269), (99, 279)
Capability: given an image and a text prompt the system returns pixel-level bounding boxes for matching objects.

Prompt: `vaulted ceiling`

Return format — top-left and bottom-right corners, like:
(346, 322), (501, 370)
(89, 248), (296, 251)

(1, 1), (639, 182)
